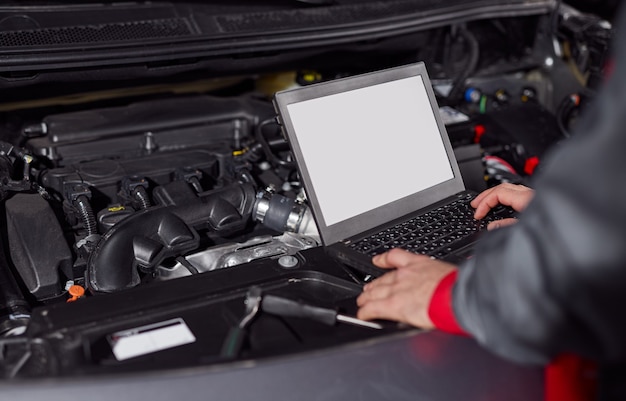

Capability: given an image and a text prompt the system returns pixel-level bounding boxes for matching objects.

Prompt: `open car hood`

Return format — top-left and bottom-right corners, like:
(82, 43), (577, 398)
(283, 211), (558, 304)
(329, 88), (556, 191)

(0, 1), (554, 79)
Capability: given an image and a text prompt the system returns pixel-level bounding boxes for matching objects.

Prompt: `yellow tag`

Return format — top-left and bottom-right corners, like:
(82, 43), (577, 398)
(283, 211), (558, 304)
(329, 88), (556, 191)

(108, 205), (125, 212)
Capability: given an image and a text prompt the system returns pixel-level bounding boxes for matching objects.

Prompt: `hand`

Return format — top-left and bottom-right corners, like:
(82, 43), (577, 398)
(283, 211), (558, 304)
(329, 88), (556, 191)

(356, 248), (457, 329)
(471, 183), (534, 230)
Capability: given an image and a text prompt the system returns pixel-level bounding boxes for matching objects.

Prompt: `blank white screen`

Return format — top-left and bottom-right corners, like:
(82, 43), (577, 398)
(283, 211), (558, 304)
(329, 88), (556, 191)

(287, 75), (454, 226)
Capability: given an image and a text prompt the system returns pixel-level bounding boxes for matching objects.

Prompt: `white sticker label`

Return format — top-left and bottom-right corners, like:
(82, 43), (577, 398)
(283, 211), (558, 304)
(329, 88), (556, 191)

(108, 318), (196, 361)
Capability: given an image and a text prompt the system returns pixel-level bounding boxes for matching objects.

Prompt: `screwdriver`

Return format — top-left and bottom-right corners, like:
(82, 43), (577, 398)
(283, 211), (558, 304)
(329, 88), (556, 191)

(261, 294), (382, 330)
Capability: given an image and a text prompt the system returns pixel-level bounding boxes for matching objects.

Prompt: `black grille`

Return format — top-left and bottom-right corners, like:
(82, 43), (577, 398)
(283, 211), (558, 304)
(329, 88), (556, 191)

(0, 18), (193, 47)
(216, 0), (448, 33)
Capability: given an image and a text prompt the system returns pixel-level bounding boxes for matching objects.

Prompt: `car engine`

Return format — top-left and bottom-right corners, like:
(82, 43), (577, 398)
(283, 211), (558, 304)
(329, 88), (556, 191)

(0, 92), (326, 333)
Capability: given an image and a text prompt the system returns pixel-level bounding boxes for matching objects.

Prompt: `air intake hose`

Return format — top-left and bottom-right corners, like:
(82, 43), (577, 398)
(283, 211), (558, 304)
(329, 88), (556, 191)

(86, 183), (256, 293)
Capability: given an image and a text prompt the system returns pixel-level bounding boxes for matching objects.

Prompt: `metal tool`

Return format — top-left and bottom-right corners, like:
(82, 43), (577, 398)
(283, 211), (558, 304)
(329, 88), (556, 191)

(261, 294), (382, 330)
(220, 287), (382, 359)
(220, 286), (262, 358)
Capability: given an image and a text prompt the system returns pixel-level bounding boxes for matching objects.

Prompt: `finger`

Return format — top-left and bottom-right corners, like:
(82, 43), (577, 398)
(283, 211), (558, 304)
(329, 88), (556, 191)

(372, 248), (430, 269)
(356, 291), (369, 306)
(473, 192), (504, 220)
(470, 185), (496, 209)
(357, 298), (402, 323)
(362, 270), (399, 291)
(473, 184), (533, 219)
(356, 282), (395, 306)
(470, 183), (519, 208)
(487, 218), (518, 230)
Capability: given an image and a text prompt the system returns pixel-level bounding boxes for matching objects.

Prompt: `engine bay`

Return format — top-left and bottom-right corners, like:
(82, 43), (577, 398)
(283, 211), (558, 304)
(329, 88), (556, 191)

(2, 91), (328, 319)
(0, 0), (612, 382)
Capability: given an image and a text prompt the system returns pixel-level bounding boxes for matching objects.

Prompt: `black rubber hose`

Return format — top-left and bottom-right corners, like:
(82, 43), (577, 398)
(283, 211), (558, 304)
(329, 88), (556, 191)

(134, 186), (151, 210)
(0, 155), (13, 202)
(556, 94), (582, 138)
(87, 183), (257, 293)
(255, 118), (296, 168)
(0, 213), (30, 336)
(74, 195), (97, 237)
(447, 27), (480, 102)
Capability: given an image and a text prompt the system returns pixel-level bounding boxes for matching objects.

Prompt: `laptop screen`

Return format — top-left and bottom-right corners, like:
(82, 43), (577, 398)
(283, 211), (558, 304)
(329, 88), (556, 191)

(275, 63), (465, 245)
(286, 74), (454, 226)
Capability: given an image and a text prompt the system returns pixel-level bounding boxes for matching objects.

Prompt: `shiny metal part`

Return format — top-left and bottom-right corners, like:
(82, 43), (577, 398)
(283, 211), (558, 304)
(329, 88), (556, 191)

(285, 204), (305, 232)
(157, 232), (318, 280)
(253, 190), (319, 237)
(253, 191), (271, 222)
(336, 314), (383, 330)
(277, 255), (299, 269)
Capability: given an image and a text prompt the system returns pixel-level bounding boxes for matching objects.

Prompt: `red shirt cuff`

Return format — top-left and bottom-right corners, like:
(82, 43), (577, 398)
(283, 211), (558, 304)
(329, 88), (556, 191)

(427, 270), (468, 335)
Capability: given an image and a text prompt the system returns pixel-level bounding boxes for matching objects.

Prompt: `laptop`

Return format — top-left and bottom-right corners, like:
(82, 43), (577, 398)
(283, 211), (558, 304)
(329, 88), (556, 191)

(273, 62), (510, 277)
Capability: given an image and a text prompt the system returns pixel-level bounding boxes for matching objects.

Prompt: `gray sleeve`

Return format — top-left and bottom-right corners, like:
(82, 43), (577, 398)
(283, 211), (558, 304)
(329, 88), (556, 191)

(452, 48), (626, 364)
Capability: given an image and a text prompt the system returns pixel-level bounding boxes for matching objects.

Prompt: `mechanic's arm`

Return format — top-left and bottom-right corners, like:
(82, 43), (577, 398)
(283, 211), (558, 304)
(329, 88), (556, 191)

(356, 183), (534, 332)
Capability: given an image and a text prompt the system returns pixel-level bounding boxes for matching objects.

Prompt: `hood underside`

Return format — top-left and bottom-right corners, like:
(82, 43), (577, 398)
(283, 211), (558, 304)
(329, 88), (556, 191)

(0, 1), (554, 74)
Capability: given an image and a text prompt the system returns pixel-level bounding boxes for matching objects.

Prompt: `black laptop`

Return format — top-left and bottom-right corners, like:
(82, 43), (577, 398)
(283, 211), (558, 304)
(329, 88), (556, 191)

(274, 62), (512, 277)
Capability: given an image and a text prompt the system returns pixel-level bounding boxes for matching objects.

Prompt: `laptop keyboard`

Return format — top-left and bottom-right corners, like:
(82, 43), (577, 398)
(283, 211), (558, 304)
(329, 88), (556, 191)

(348, 194), (515, 259)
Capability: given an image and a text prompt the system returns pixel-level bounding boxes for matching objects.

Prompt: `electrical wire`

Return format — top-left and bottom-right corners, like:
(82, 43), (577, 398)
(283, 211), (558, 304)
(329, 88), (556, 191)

(479, 95), (488, 114)
(447, 26), (480, 102)
(0, 337), (50, 378)
(551, 0), (562, 38)
(255, 118), (296, 168)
